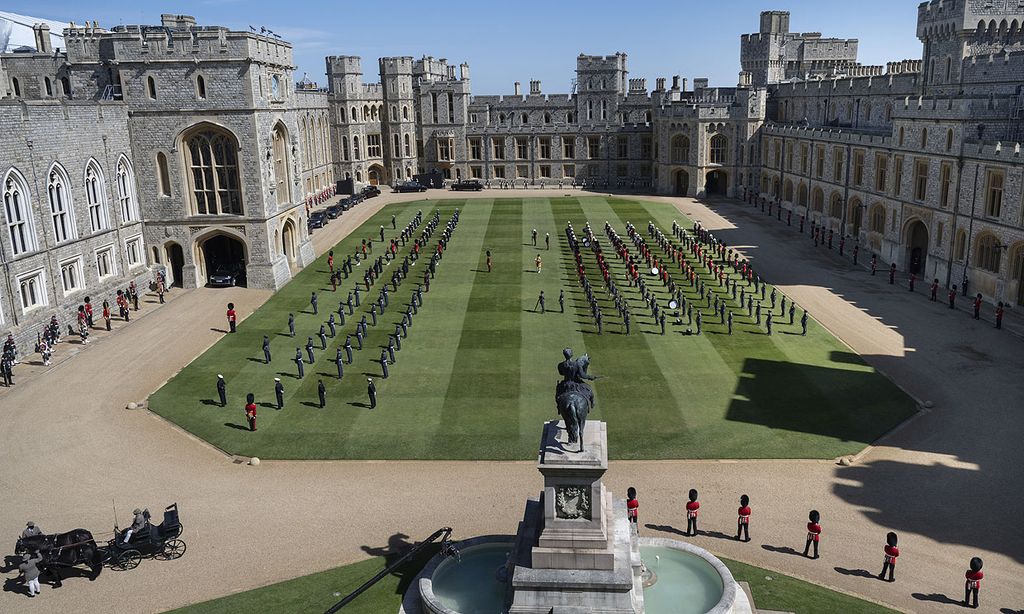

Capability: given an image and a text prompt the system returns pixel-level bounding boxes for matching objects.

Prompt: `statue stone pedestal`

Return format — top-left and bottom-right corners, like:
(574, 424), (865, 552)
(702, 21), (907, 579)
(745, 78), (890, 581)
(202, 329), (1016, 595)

(509, 420), (644, 613)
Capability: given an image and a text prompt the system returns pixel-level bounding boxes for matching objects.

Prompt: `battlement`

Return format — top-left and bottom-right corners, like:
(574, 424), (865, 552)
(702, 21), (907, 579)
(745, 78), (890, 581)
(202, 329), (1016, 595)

(760, 10), (791, 34)
(327, 55), (362, 75)
(379, 56), (414, 75)
(918, 0), (1024, 35)
(576, 52), (627, 72)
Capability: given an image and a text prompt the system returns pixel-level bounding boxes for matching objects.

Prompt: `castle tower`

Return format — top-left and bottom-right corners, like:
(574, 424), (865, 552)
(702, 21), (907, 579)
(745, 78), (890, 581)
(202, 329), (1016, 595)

(379, 56), (418, 182)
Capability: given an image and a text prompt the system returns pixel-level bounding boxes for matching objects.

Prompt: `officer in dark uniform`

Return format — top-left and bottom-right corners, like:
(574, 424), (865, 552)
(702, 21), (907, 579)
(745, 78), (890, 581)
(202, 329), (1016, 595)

(216, 374), (227, 407)
(392, 332), (401, 351)
(317, 380), (326, 408)
(274, 378), (284, 409)
(727, 311), (733, 335)
(755, 302), (762, 325)
(789, 303), (796, 325)
(801, 310), (809, 336)
(294, 348), (305, 378)
(559, 290), (565, 313)
(696, 311), (702, 335)
(624, 312), (631, 335)
(387, 338), (396, 364)
(536, 291), (545, 313)
(318, 325), (328, 350)
(327, 313), (337, 338)
(288, 313), (295, 337)
(766, 312), (773, 336)
(379, 350), (389, 379)
(311, 291), (319, 314)
(262, 336), (271, 364)
(355, 329), (364, 350)
(305, 337), (316, 363)
(367, 378), (377, 409)
(347, 292), (354, 315)
(660, 312), (666, 335)
(335, 349), (344, 380)
(343, 336), (353, 363)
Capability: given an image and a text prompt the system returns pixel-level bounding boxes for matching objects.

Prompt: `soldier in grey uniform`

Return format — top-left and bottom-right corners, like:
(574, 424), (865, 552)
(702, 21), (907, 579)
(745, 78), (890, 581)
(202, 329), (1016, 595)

(379, 350), (390, 379)
(318, 326), (328, 350)
(262, 336), (272, 363)
(294, 348), (305, 378)
(310, 291), (319, 315)
(317, 380), (326, 408)
(288, 313), (295, 337)
(328, 313), (337, 337)
(274, 378), (284, 409)
(367, 378), (377, 409)
(343, 336), (353, 364)
(335, 349), (344, 380)
(305, 337), (316, 363)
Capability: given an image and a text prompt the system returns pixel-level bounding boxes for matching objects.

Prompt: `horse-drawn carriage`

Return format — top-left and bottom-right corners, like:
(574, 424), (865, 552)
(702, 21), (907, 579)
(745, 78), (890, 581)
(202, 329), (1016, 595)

(14, 503), (186, 583)
(105, 503), (186, 570)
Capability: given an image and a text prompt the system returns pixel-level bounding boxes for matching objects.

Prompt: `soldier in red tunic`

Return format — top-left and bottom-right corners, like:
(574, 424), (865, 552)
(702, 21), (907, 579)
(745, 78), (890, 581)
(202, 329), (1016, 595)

(245, 393), (257, 431)
(949, 285), (958, 309)
(685, 489), (700, 536)
(963, 556), (983, 608)
(878, 531), (899, 582)
(973, 293), (983, 320)
(226, 302), (237, 333)
(327, 250), (334, 273)
(995, 302), (1004, 330)
(930, 278), (939, 301)
(735, 495), (751, 542)
(626, 487), (639, 535)
(803, 510), (821, 559)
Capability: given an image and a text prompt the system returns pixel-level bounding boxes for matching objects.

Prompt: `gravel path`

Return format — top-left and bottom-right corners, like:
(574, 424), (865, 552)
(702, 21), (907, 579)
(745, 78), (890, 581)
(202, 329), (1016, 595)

(2, 190), (1020, 613)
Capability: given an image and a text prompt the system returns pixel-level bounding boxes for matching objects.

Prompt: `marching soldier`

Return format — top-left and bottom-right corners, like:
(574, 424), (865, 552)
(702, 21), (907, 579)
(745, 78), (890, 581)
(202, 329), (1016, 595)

(262, 335), (272, 364)
(735, 495), (751, 542)
(803, 510), (821, 559)
(536, 291), (545, 314)
(274, 377), (284, 409)
(317, 380), (326, 408)
(727, 311), (733, 335)
(878, 532), (900, 582)
(294, 348), (305, 379)
(216, 374), (227, 407)
(685, 489), (700, 536)
(367, 378), (377, 409)
(343, 336), (353, 364)
(387, 338), (396, 364)
(392, 332), (402, 351)
(355, 328), (364, 350)
(964, 557), (984, 609)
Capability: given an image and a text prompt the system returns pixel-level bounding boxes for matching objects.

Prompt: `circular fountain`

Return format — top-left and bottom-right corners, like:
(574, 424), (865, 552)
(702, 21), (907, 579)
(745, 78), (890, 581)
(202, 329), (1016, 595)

(418, 537), (513, 614)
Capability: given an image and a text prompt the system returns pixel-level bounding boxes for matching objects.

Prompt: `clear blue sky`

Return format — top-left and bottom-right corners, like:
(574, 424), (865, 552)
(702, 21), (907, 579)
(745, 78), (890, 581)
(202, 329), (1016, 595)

(11, 0), (924, 93)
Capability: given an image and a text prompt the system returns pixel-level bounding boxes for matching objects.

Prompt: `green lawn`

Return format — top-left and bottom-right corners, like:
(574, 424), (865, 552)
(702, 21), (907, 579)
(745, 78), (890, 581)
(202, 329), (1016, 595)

(149, 197), (916, 460)
(166, 548), (898, 614)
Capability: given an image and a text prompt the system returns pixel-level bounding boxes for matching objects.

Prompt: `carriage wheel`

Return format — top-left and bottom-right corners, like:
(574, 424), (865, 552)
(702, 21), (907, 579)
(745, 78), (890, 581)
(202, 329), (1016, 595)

(115, 549), (142, 570)
(160, 539), (186, 560)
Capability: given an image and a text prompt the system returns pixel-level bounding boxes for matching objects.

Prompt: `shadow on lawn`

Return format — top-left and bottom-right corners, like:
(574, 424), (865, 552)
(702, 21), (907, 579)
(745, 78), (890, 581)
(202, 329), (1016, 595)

(343, 533), (442, 602)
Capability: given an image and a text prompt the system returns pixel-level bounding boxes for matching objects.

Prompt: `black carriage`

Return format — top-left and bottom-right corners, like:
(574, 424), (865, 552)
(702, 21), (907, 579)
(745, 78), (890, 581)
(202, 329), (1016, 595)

(15, 529), (102, 585)
(103, 503), (186, 570)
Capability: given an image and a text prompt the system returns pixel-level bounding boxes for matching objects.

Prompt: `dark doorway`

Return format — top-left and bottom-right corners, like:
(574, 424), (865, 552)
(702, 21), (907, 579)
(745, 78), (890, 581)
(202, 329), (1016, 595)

(201, 234), (247, 287)
(674, 170), (690, 196)
(705, 170), (727, 196)
(167, 243), (185, 288)
(906, 220), (928, 275)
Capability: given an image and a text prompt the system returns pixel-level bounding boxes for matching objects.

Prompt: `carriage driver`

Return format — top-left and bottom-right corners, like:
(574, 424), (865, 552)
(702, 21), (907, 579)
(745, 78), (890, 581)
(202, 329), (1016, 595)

(21, 521), (41, 539)
(122, 508), (149, 543)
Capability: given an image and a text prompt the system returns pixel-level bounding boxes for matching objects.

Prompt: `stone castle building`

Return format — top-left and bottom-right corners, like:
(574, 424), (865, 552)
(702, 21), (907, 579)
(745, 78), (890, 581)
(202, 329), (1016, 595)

(1, 3), (1023, 350)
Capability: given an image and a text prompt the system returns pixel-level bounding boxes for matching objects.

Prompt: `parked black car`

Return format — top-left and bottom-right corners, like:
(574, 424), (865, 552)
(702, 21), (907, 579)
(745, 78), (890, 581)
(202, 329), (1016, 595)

(308, 210), (328, 231)
(451, 180), (484, 191)
(361, 185), (381, 198)
(208, 263), (244, 287)
(325, 203), (343, 219)
(394, 181), (427, 193)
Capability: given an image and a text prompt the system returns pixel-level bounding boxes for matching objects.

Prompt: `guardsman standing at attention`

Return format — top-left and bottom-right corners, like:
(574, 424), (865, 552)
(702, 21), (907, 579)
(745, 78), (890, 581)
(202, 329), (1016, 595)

(262, 335), (272, 364)
(888, 263), (896, 285)
(328, 313), (336, 337)
(288, 313), (296, 337)
(995, 301), (1004, 330)
(310, 291), (318, 315)
(695, 311), (702, 335)
(803, 510), (821, 559)
(660, 312), (666, 335)
(559, 289), (565, 313)
(801, 310), (809, 336)
(344, 335), (354, 364)
(274, 377), (284, 409)
(335, 349), (344, 380)
(766, 312), (773, 336)
(367, 378), (377, 409)
(387, 338), (396, 364)
(294, 348), (305, 379)
(379, 349), (389, 379)
(727, 311), (733, 335)
(217, 374), (227, 407)
(685, 489), (700, 536)
(355, 328), (364, 350)
(245, 393), (257, 431)
(305, 337), (316, 364)
(973, 293), (983, 320)
(878, 532), (900, 582)
(226, 303), (237, 333)
(949, 285), (958, 309)
(626, 487), (639, 535)
(317, 380), (326, 409)
(735, 495), (751, 542)
(930, 278), (939, 301)
(318, 325), (328, 350)
(532, 228), (538, 246)
(964, 557), (984, 609)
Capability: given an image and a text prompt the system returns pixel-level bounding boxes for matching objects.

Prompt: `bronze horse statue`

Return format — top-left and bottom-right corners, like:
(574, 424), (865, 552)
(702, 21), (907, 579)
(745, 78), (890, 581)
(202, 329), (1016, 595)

(556, 350), (598, 452)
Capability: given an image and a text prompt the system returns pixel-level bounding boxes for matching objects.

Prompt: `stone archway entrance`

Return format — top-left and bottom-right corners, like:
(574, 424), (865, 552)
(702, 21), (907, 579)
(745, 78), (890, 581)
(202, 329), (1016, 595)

(905, 220), (929, 275)
(367, 164), (384, 186)
(674, 170), (690, 196)
(705, 170), (727, 196)
(166, 242), (185, 288)
(282, 219), (297, 262)
(198, 233), (248, 287)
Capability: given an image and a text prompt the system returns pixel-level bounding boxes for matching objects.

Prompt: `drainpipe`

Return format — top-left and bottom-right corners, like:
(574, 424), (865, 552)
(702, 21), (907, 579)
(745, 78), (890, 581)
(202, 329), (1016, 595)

(960, 124), (985, 296)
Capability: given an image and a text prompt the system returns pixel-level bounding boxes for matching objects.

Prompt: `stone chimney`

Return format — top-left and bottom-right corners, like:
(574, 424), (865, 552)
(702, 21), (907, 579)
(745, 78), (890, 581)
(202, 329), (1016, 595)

(655, 77), (666, 91)
(459, 62), (469, 80)
(32, 23), (52, 53)
(738, 71), (752, 87)
(514, 81), (521, 96)
(671, 75), (680, 90)
(530, 80), (541, 95)
(447, 65), (456, 80)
